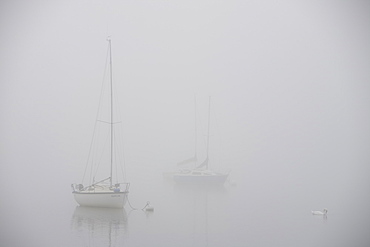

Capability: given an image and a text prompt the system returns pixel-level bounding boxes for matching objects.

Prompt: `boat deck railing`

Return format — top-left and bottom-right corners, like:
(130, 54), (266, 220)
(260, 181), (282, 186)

(71, 181), (130, 193)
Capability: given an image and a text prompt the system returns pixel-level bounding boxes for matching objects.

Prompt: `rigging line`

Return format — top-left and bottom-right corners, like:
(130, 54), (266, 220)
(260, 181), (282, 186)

(111, 63), (127, 183)
(113, 126), (122, 183)
(89, 136), (95, 185)
(206, 96), (211, 162)
(119, 126), (127, 182)
(118, 120), (127, 183)
(93, 126), (111, 179)
(113, 122), (126, 182)
(82, 42), (110, 185)
(116, 112), (127, 183)
(197, 98), (207, 159)
(89, 47), (110, 186)
(121, 141), (127, 182)
(114, 134), (119, 184)
(212, 100), (224, 168)
(91, 122), (101, 185)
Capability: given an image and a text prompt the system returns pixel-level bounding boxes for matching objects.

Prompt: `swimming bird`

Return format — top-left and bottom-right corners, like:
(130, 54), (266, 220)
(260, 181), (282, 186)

(311, 208), (328, 215)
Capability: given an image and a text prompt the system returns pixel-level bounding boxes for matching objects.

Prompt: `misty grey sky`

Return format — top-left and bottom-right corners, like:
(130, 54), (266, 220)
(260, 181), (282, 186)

(1, 0), (370, 216)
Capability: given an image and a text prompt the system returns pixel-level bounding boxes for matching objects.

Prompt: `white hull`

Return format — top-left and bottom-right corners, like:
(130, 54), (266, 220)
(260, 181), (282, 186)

(173, 170), (229, 184)
(73, 191), (128, 208)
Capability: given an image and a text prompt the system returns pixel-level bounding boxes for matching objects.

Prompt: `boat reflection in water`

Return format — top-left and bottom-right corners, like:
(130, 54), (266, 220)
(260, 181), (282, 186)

(71, 206), (128, 247)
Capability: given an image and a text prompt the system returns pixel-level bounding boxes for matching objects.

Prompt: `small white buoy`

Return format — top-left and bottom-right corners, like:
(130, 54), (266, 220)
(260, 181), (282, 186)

(143, 201), (154, 212)
(311, 208), (328, 215)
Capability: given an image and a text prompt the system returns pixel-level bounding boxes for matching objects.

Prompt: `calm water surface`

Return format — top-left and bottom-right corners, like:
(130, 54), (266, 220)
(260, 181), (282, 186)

(1, 164), (369, 247)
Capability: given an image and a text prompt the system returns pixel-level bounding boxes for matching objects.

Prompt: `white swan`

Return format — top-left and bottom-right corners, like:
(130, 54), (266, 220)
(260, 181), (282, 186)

(311, 208), (328, 215)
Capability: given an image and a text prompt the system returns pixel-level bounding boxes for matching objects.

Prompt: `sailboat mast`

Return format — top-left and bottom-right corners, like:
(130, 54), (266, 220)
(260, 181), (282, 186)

(194, 95), (197, 166)
(206, 96), (211, 170)
(108, 38), (113, 187)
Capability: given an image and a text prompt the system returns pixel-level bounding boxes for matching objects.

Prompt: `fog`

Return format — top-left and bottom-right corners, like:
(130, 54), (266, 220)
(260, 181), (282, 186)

(1, 1), (370, 246)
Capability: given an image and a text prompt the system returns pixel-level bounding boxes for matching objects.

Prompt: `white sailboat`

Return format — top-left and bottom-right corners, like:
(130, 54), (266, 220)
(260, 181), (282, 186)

(173, 97), (229, 184)
(71, 38), (129, 208)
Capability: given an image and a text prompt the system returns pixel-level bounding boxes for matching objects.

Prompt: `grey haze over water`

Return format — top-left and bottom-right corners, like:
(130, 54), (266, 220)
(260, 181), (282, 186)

(1, 1), (370, 246)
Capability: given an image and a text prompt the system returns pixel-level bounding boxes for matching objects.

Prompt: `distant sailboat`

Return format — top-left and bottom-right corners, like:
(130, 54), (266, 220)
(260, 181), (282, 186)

(173, 97), (229, 184)
(71, 38), (129, 208)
